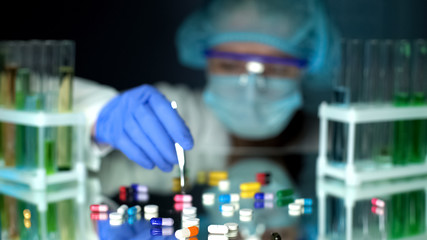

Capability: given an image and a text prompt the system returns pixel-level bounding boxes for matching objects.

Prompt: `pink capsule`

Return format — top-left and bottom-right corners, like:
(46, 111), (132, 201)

(174, 194), (193, 203)
(90, 204), (109, 212)
(371, 198), (385, 208)
(174, 202), (192, 211)
(90, 212), (108, 220)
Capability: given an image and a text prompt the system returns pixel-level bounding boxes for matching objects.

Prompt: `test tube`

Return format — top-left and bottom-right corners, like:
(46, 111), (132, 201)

(56, 40), (75, 171)
(345, 39), (364, 104)
(0, 42), (5, 162)
(410, 39), (427, 164)
(392, 40), (412, 166)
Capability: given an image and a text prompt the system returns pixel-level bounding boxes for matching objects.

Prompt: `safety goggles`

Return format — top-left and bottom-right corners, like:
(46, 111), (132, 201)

(205, 49), (308, 78)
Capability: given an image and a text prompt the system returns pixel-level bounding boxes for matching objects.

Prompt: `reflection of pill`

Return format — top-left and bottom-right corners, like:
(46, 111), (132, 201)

(240, 182), (261, 191)
(240, 191), (257, 199)
(151, 226), (174, 236)
(175, 226), (199, 238)
(208, 234), (229, 240)
(288, 203), (301, 211)
(151, 217), (174, 226)
(131, 184), (148, 193)
(182, 218), (200, 228)
(90, 212), (108, 220)
(289, 209), (301, 216)
(209, 171), (228, 180)
(276, 197), (294, 207)
(174, 194), (193, 202)
(144, 205), (158, 213)
(239, 215), (252, 222)
(277, 189), (294, 198)
(222, 211), (234, 217)
(239, 209), (253, 216)
(254, 201), (274, 209)
(110, 218), (124, 226)
(295, 198), (313, 206)
(221, 204), (235, 212)
(208, 225), (229, 234)
(144, 212), (158, 220)
(90, 204), (108, 212)
(128, 206), (141, 215)
(224, 222), (238, 231)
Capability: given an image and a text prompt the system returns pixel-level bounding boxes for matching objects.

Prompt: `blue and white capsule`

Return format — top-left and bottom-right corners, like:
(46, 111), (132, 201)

(219, 194), (239, 203)
(295, 198), (313, 206)
(150, 217), (174, 226)
(254, 192), (274, 200)
(127, 205), (141, 215)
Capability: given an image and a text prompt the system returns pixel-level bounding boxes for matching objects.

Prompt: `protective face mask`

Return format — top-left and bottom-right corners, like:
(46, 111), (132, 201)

(203, 74), (303, 140)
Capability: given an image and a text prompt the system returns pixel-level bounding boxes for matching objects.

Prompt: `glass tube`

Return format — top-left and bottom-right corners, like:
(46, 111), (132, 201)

(0, 42), (5, 163)
(410, 39), (427, 164)
(56, 40), (75, 171)
(345, 39), (364, 104)
(392, 40), (412, 166)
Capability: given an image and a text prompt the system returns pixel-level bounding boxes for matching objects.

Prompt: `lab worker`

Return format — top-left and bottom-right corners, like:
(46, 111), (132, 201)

(75, 0), (340, 196)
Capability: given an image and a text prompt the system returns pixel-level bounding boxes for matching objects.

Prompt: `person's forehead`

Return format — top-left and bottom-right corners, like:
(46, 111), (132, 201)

(212, 42), (295, 58)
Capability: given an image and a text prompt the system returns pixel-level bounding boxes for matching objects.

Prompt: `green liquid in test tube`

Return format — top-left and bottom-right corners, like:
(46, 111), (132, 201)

(393, 92), (411, 165)
(15, 68), (30, 169)
(410, 93), (426, 164)
(57, 199), (76, 240)
(44, 138), (56, 175)
(46, 202), (59, 239)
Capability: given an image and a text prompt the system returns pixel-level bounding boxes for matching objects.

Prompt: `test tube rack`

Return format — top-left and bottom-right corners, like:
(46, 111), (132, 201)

(0, 181), (87, 240)
(317, 177), (427, 240)
(0, 108), (86, 190)
(317, 102), (427, 186)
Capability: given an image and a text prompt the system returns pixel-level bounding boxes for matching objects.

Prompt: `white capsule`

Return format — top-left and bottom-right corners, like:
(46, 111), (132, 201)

(117, 205), (128, 215)
(175, 228), (191, 239)
(203, 193), (216, 201)
(224, 222), (238, 231)
(208, 234), (229, 240)
(288, 203), (301, 211)
(183, 206), (197, 215)
(208, 224), (229, 234)
(144, 205), (158, 214)
(109, 212), (123, 220)
(239, 209), (253, 216)
(219, 180), (230, 192)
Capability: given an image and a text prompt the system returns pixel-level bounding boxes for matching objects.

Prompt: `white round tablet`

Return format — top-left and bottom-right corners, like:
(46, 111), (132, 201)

(183, 206), (197, 215)
(109, 212), (123, 220)
(288, 203), (301, 211)
(203, 193), (215, 201)
(144, 205), (158, 213)
(239, 208), (253, 216)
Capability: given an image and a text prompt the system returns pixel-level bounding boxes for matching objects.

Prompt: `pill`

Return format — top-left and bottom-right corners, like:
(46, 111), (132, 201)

(90, 204), (108, 212)
(295, 198), (313, 206)
(302, 206), (313, 214)
(254, 201), (274, 209)
(119, 186), (127, 193)
(254, 192), (274, 200)
(371, 206), (384, 215)
(90, 212), (108, 220)
(209, 171), (228, 180)
(276, 197), (294, 207)
(24, 219), (31, 228)
(371, 198), (385, 208)
(219, 194), (240, 203)
(109, 218), (124, 226)
(203, 193), (216, 201)
(239, 215), (252, 222)
(288, 203), (301, 211)
(208, 235), (229, 240)
(135, 193), (149, 202)
(174, 194), (193, 202)
(150, 217), (174, 226)
(109, 212), (123, 220)
(289, 209), (301, 216)
(222, 211), (234, 217)
(240, 191), (256, 199)
(144, 205), (159, 213)
(240, 182), (261, 191)
(227, 231), (238, 238)
(23, 209), (31, 219)
(174, 202), (192, 211)
(151, 226), (174, 236)
(182, 218), (200, 228)
(175, 226), (199, 238)
(276, 189), (294, 198)
(131, 184), (148, 193)
(219, 180), (230, 191)
(271, 232), (282, 240)
(208, 224), (229, 234)
(183, 206), (197, 215)
(224, 222), (238, 231)
(128, 206), (141, 215)
(182, 214), (197, 220)
(144, 212), (158, 220)
(220, 204), (235, 212)
(117, 204), (128, 215)
(239, 209), (253, 216)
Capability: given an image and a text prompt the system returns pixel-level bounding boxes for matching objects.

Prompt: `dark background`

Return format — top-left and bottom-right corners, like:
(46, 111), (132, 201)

(1, 0), (427, 91)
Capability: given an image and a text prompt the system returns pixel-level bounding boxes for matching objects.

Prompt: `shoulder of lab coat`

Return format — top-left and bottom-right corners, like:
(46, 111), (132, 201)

(73, 77), (119, 171)
(98, 82), (231, 195)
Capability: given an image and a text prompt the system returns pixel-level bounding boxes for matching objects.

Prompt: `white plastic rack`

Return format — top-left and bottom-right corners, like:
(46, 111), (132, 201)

(317, 177), (427, 240)
(317, 102), (427, 186)
(0, 108), (86, 190)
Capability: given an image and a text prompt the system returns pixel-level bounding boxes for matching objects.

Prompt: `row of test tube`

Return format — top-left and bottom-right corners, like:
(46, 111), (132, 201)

(0, 40), (75, 173)
(331, 39), (427, 169)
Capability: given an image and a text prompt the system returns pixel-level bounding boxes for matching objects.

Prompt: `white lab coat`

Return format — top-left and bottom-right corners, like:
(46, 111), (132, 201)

(73, 77), (231, 196)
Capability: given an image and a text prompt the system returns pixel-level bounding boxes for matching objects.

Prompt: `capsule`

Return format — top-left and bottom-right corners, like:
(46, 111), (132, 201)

(208, 224), (229, 234)
(174, 194), (193, 203)
(276, 197), (294, 207)
(131, 184), (148, 193)
(150, 217), (174, 226)
(144, 205), (159, 213)
(117, 204), (128, 215)
(240, 182), (261, 192)
(151, 226), (174, 236)
(254, 192), (274, 200)
(174, 202), (192, 211)
(90, 212), (108, 220)
(295, 198), (312, 206)
(219, 194), (240, 203)
(240, 191), (256, 199)
(276, 189), (294, 198)
(135, 193), (149, 202)
(302, 206), (313, 214)
(127, 206), (141, 215)
(254, 200), (274, 209)
(175, 226), (199, 238)
(371, 198), (385, 208)
(90, 204), (108, 212)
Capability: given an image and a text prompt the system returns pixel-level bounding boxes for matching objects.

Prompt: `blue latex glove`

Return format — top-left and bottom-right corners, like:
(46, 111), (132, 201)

(95, 84), (194, 172)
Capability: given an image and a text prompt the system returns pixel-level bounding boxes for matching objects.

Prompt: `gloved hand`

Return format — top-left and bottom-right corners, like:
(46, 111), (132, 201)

(94, 84), (194, 172)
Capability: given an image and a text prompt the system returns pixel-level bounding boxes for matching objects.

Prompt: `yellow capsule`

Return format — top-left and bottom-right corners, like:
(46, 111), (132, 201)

(24, 219), (31, 229)
(208, 179), (220, 186)
(240, 191), (257, 199)
(240, 182), (261, 192)
(23, 209), (31, 219)
(209, 171), (228, 180)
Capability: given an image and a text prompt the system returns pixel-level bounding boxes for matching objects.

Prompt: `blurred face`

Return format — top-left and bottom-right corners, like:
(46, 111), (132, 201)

(207, 42), (303, 79)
